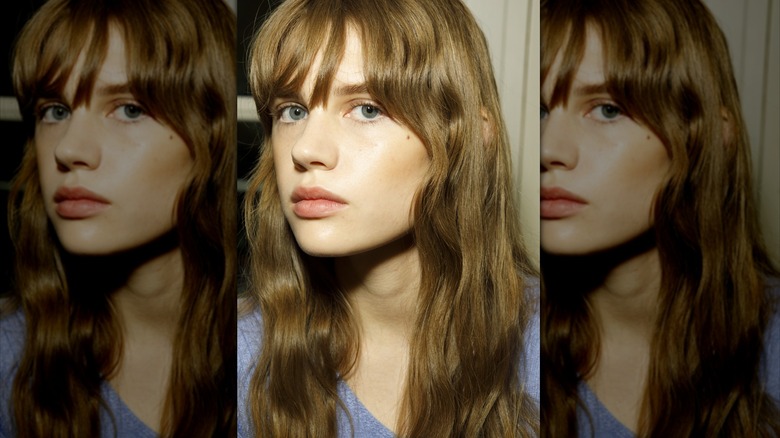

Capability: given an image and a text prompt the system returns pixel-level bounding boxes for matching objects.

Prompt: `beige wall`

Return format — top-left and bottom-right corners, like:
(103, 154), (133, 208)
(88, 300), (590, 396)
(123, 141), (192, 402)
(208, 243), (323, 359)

(464, 0), (541, 269)
(706, 0), (780, 265)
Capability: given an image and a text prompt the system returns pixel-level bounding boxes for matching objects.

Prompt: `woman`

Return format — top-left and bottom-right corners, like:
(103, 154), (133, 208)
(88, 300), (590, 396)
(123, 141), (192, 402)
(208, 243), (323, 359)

(0, 0), (236, 436)
(238, 0), (539, 436)
(540, 0), (780, 436)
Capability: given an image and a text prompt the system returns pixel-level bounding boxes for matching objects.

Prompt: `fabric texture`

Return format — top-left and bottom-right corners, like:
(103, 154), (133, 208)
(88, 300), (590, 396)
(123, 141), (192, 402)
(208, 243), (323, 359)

(237, 280), (541, 437)
(575, 278), (780, 438)
(0, 308), (157, 438)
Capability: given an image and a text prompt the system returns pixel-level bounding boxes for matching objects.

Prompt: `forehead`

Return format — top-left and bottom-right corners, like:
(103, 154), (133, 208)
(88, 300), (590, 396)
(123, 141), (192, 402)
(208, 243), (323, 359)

(291, 27), (366, 101)
(62, 25), (128, 99)
(543, 25), (607, 104)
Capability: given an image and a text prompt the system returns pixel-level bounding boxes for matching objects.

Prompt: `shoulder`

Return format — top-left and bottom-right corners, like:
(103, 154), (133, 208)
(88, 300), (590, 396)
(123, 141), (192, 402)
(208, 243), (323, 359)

(0, 307), (25, 376)
(763, 277), (780, 403)
(237, 304), (263, 438)
(0, 308), (25, 437)
(576, 383), (635, 438)
(0, 308), (158, 438)
(238, 303), (263, 375)
(0, 305), (25, 342)
(521, 277), (540, 403)
(335, 382), (395, 438)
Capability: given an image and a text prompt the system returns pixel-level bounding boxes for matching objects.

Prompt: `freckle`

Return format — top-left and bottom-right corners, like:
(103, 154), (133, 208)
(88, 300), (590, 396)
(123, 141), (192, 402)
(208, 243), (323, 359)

(169, 135), (174, 140)
(646, 135), (651, 140)
(406, 135), (410, 140)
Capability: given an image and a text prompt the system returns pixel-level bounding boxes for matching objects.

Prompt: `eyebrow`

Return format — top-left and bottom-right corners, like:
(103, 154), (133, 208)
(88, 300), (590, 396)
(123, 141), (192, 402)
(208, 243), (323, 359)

(271, 83), (371, 104)
(334, 83), (370, 97)
(571, 82), (610, 97)
(94, 82), (133, 97)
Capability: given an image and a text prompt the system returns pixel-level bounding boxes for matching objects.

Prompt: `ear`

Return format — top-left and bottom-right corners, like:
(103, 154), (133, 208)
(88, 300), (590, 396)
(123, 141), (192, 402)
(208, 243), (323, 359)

(720, 107), (734, 145)
(481, 108), (493, 144)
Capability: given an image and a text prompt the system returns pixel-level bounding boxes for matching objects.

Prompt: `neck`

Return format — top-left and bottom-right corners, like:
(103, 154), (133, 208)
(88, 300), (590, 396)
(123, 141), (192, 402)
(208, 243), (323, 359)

(545, 230), (661, 340)
(335, 235), (420, 343)
(590, 248), (661, 340)
(65, 232), (184, 342)
(111, 247), (184, 342)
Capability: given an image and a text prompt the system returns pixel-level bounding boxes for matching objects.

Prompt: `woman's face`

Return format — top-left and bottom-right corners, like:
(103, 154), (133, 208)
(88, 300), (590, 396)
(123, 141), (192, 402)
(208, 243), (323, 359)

(35, 27), (193, 255)
(272, 29), (430, 257)
(540, 27), (670, 256)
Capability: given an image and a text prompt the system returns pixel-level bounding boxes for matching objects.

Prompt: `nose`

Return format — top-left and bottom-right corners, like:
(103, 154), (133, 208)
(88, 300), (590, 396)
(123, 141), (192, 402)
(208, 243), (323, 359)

(53, 112), (102, 171)
(541, 109), (578, 172)
(289, 110), (339, 171)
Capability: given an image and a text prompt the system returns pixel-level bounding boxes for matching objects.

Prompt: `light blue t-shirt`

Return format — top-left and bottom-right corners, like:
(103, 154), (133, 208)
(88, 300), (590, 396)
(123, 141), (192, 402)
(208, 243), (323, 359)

(0, 309), (157, 438)
(575, 279), (780, 438)
(237, 281), (541, 437)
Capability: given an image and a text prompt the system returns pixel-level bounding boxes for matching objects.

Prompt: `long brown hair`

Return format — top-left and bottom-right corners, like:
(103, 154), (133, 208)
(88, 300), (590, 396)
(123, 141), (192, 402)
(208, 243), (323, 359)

(540, 0), (780, 436)
(7, 0), (236, 436)
(242, 0), (538, 436)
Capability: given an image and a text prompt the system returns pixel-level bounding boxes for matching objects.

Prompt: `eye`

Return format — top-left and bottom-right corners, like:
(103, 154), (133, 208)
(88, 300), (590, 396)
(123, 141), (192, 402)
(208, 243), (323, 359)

(39, 104), (71, 123)
(349, 103), (383, 122)
(590, 103), (623, 121)
(112, 103), (147, 122)
(278, 105), (308, 122)
(541, 105), (549, 120)
(358, 104), (381, 119)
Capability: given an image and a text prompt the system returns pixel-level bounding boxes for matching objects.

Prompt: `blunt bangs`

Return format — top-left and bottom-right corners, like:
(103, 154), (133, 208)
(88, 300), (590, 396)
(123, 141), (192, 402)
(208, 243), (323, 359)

(541, 0), (697, 149)
(250, 0), (464, 152)
(13, 3), (109, 126)
(14, 0), (236, 155)
(251, 1), (346, 133)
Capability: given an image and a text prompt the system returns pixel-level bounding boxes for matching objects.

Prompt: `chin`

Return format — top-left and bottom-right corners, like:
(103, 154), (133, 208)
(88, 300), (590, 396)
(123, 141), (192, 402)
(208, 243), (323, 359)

(541, 244), (593, 257)
(541, 228), (589, 256)
(540, 230), (612, 256)
(295, 240), (357, 258)
(58, 240), (124, 256)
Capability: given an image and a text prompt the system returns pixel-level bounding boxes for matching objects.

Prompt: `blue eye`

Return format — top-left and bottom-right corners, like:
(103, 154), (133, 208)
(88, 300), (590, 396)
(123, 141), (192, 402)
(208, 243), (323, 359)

(359, 105), (381, 119)
(40, 104), (71, 122)
(348, 103), (383, 122)
(280, 105), (308, 122)
(112, 103), (147, 122)
(121, 104), (144, 119)
(597, 104), (621, 120)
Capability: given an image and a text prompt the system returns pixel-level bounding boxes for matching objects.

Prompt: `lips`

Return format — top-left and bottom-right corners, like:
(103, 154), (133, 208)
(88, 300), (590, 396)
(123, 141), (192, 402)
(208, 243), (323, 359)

(291, 186), (348, 219)
(54, 186), (111, 219)
(540, 186), (587, 219)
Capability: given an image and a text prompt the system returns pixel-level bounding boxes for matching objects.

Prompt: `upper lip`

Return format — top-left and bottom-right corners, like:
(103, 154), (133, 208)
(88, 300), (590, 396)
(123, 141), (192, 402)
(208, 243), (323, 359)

(291, 186), (347, 204)
(540, 186), (587, 203)
(54, 186), (110, 204)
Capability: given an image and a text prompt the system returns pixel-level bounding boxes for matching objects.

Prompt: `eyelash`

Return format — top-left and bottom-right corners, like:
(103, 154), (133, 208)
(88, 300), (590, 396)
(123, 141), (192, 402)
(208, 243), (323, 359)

(271, 101), (387, 124)
(34, 100), (149, 124)
(587, 101), (624, 123)
(347, 101), (385, 124)
(111, 101), (148, 122)
(37, 102), (70, 123)
(272, 103), (307, 124)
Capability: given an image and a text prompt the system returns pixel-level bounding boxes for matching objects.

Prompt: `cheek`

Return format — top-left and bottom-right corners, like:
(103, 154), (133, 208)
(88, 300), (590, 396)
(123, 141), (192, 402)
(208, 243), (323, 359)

(271, 143), (293, 184)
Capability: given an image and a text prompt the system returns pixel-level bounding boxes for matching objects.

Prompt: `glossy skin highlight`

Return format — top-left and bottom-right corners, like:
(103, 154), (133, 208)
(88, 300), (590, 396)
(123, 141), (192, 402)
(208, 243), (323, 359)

(540, 27), (671, 256)
(35, 27), (193, 255)
(272, 29), (430, 257)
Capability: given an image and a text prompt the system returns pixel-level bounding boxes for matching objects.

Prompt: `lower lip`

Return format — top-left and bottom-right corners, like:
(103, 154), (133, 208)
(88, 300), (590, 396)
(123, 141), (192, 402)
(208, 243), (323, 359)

(55, 200), (110, 219)
(293, 199), (347, 219)
(540, 199), (586, 219)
